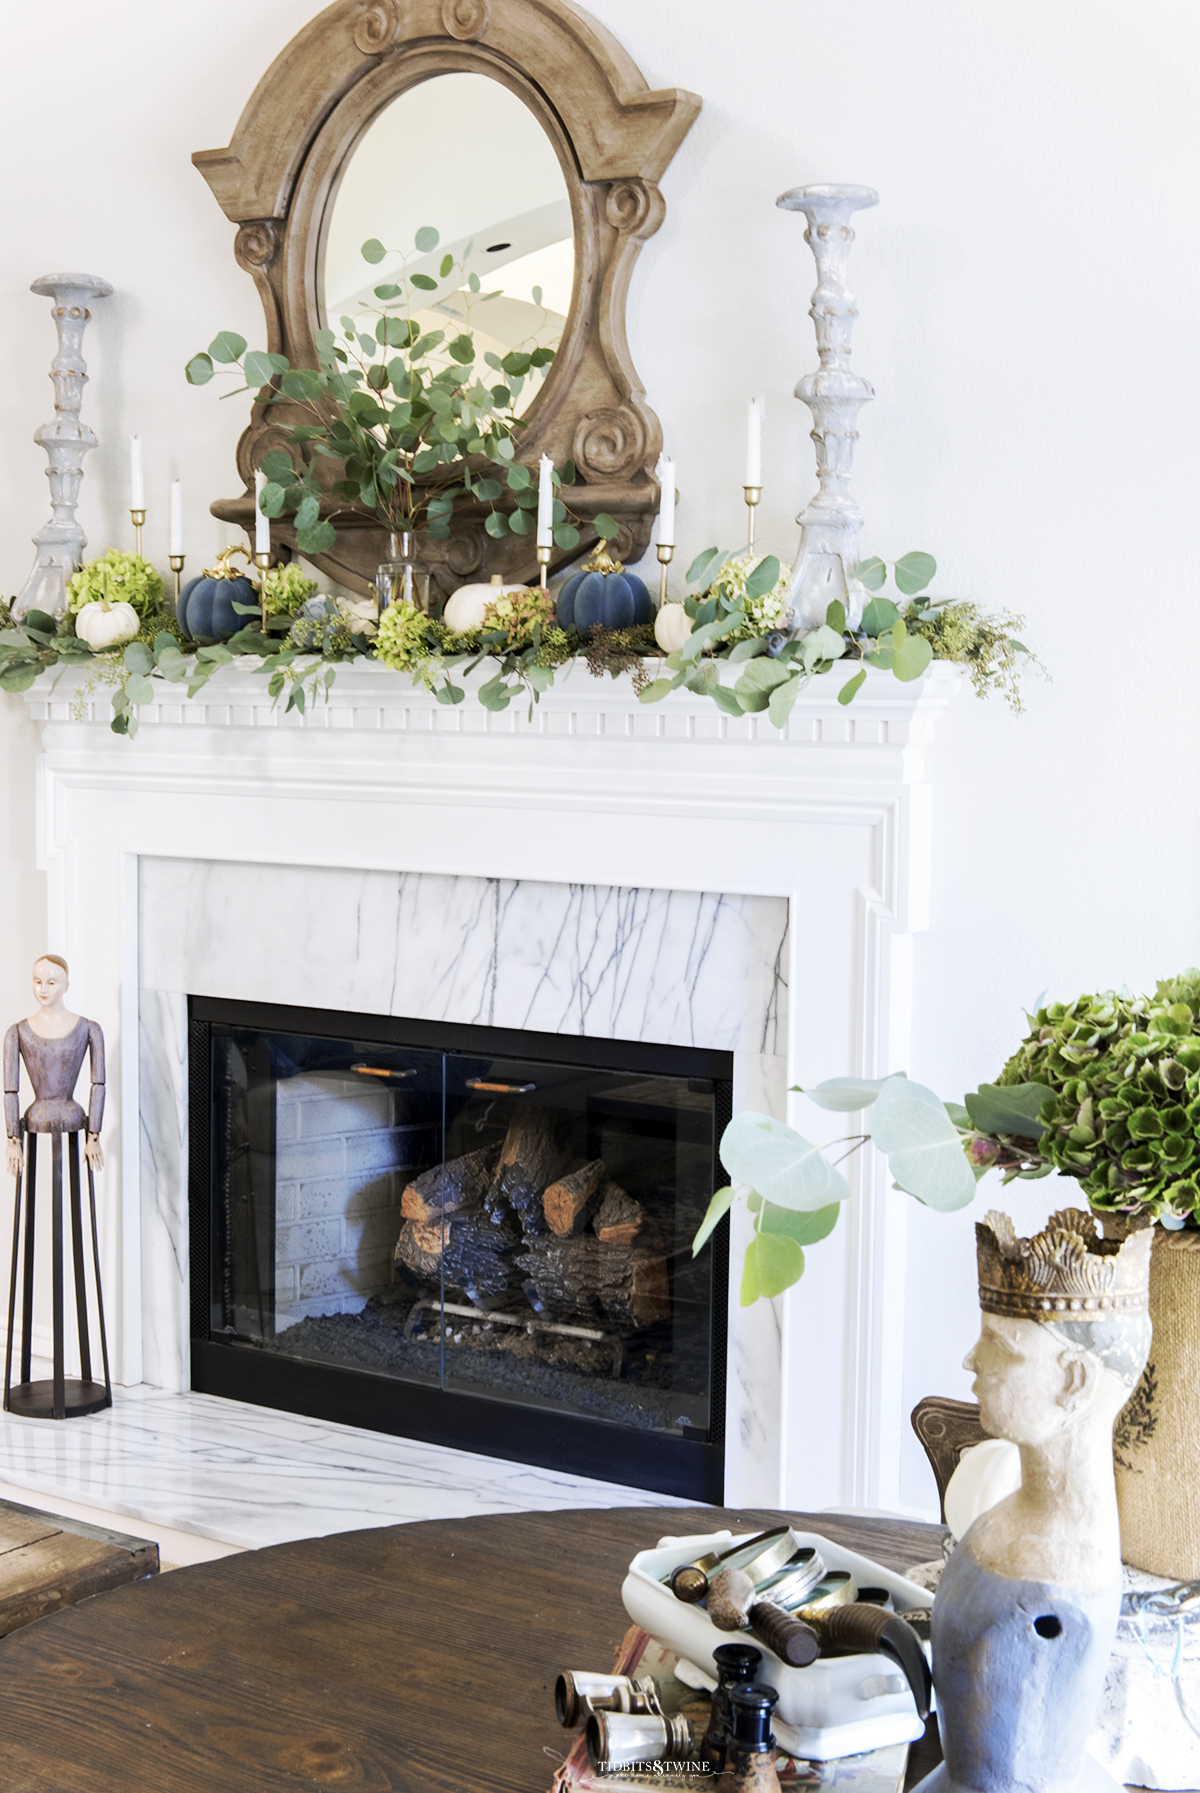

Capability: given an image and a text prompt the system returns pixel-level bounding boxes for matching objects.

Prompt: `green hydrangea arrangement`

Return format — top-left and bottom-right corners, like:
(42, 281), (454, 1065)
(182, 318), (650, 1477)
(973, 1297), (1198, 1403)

(481, 584), (556, 644)
(991, 975), (1200, 1225)
(67, 550), (164, 619)
(260, 561), (318, 618)
(707, 551), (793, 638)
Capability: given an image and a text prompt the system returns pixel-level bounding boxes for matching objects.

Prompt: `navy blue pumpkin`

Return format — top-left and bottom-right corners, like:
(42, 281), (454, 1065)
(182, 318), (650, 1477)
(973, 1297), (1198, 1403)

(557, 554), (653, 638)
(177, 547), (260, 639)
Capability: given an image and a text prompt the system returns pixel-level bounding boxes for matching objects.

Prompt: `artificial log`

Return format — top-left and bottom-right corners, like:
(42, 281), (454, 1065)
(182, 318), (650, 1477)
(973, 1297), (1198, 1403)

(401, 1145), (496, 1222)
(395, 1210), (520, 1306)
(543, 1159), (607, 1236)
(592, 1182), (644, 1247)
(488, 1107), (566, 1238)
(395, 1219), (444, 1283)
(516, 1229), (670, 1329)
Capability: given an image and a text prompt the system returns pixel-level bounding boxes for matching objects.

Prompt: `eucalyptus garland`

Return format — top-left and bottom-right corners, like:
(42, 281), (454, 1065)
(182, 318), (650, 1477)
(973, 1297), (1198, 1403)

(0, 545), (1037, 739)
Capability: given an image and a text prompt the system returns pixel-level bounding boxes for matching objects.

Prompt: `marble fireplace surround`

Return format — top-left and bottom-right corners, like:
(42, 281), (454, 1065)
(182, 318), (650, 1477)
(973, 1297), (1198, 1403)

(25, 659), (958, 1513)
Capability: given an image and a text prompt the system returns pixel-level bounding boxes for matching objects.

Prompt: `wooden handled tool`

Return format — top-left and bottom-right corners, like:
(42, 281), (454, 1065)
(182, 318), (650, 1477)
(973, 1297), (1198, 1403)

(706, 1568), (820, 1668)
(799, 1601), (932, 1721)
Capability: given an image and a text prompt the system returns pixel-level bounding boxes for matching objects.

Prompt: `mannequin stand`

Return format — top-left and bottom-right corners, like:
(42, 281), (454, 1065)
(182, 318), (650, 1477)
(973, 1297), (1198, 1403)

(4, 1130), (111, 1419)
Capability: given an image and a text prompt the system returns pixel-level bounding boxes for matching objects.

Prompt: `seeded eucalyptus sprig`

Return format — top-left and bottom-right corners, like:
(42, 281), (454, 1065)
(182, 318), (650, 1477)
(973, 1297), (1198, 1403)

(186, 226), (587, 559)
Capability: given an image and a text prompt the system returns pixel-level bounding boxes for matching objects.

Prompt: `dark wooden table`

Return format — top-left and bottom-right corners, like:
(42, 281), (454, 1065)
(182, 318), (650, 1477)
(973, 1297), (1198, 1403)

(0, 1504), (945, 1793)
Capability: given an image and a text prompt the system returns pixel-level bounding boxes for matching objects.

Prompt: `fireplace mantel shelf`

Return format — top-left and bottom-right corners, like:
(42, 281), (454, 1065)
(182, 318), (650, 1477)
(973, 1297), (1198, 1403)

(27, 658), (959, 747)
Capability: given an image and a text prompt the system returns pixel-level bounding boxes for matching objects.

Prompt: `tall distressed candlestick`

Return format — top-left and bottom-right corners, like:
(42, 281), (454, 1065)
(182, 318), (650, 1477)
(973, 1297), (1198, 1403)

(12, 273), (112, 621)
(776, 185), (877, 632)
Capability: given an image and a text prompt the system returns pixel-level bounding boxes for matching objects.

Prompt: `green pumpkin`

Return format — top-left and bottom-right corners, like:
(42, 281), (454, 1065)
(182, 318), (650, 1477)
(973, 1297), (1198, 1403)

(177, 546), (261, 640)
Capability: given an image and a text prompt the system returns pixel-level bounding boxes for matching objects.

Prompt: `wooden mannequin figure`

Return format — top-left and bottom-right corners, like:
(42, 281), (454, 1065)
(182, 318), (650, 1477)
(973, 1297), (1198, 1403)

(3, 954), (111, 1419)
(914, 1210), (1152, 1793)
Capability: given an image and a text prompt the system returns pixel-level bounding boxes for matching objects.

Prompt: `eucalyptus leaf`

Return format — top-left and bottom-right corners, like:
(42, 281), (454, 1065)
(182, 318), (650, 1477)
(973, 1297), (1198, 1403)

(185, 353), (214, 386)
(894, 551), (937, 595)
(594, 512), (620, 540)
(797, 624), (846, 670)
(825, 599), (847, 634)
(855, 557), (887, 591)
(710, 683), (745, 717)
(728, 637), (768, 663)
(891, 633), (934, 682)
(687, 547), (720, 585)
(743, 555), (781, 603)
(733, 658), (792, 713)
(410, 274), (438, 291)
(208, 331), (247, 364)
(414, 226), (439, 253)
(720, 1112), (852, 1212)
(742, 1232), (805, 1302)
(638, 679), (674, 704)
(361, 238), (387, 263)
(869, 1077), (977, 1211)
(803, 1073), (906, 1112)
(692, 1185), (735, 1256)
(125, 672), (156, 705)
(123, 642), (153, 675)
(759, 1200), (840, 1248)
(963, 1082), (1054, 1140)
(767, 675), (801, 728)
(861, 596), (901, 637)
(838, 668), (867, 705)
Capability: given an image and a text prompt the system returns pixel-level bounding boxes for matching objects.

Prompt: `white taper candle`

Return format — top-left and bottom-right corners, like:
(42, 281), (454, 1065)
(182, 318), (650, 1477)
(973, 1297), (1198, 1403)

(535, 454), (554, 549)
(169, 480), (184, 557)
(656, 456), (676, 547)
(130, 435), (145, 510)
(745, 396), (764, 487)
(254, 469), (270, 555)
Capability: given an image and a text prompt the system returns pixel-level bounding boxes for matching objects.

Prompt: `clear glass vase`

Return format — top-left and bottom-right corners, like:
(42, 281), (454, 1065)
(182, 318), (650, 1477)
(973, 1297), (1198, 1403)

(375, 531), (428, 613)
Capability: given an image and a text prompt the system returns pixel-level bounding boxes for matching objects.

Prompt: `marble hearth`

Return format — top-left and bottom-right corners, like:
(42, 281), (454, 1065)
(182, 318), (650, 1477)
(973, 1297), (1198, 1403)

(22, 658), (958, 1515)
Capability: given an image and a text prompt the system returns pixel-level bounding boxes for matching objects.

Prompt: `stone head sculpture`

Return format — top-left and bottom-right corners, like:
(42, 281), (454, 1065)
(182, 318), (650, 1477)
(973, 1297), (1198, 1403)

(914, 1209), (1151, 1793)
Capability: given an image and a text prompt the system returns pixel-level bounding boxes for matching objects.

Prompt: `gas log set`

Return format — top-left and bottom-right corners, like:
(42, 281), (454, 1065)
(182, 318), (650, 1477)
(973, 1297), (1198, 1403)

(394, 1106), (671, 1334)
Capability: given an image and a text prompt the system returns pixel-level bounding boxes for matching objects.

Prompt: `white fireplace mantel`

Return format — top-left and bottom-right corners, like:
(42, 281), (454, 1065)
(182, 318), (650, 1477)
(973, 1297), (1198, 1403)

(24, 658), (960, 1514)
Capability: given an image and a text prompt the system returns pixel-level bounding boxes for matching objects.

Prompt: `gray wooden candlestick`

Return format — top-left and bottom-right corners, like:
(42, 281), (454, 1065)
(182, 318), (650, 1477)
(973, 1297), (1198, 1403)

(13, 273), (112, 622)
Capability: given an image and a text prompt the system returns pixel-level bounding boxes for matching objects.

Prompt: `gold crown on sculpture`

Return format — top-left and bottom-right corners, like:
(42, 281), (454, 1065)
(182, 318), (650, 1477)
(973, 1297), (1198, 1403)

(976, 1208), (1151, 1321)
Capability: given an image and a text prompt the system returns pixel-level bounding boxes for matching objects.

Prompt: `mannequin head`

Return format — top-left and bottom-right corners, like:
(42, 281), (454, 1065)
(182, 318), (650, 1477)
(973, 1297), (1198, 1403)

(32, 955), (69, 1009)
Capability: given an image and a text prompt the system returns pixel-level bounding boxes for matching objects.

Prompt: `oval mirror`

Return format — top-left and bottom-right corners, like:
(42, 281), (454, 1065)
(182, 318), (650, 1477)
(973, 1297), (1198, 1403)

(321, 74), (574, 418)
(195, 0), (700, 597)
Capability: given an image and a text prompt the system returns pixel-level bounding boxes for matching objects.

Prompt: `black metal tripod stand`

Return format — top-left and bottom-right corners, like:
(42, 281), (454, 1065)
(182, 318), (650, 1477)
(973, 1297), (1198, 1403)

(4, 1128), (112, 1419)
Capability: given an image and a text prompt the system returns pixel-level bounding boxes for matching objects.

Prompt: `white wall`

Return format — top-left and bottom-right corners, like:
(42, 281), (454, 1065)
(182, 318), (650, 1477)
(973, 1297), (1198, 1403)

(2, 0), (1197, 1513)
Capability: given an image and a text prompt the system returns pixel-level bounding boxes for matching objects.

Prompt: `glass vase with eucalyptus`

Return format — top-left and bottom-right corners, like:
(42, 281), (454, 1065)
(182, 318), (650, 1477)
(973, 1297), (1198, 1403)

(376, 531), (429, 614)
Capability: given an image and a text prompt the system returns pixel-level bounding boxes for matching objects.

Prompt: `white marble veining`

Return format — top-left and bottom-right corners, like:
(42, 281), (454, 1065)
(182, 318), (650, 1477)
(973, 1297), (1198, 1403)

(140, 861), (789, 1056)
(0, 1383), (688, 1552)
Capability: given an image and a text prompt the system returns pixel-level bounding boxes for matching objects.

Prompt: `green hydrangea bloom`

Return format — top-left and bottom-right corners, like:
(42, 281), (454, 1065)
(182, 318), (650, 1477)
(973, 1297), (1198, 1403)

(67, 550), (164, 619)
(260, 561), (318, 617)
(995, 972), (1200, 1222)
(374, 601), (435, 672)
(708, 552), (793, 639)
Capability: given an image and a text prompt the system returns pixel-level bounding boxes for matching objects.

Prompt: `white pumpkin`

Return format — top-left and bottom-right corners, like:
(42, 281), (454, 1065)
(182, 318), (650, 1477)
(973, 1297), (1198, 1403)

(75, 600), (140, 652)
(444, 573), (526, 633)
(654, 600), (693, 654)
(944, 1437), (1023, 1542)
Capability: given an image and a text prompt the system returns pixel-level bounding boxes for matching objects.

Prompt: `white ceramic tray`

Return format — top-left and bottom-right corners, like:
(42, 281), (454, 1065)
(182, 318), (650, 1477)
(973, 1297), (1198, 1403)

(621, 1526), (933, 1762)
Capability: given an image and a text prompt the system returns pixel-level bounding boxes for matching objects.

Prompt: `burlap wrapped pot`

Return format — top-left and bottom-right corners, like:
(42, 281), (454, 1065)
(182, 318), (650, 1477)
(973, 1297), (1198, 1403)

(1112, 1223), (1200, 1579)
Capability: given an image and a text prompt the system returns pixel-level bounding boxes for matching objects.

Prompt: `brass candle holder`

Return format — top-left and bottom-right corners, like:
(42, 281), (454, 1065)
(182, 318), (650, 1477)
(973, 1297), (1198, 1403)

(536, 543), (552, 590)
(130, 508), (146, 557)
(743, 485), (762, 552)
(656, 541), (674, 607)
(168, 554), (185, 603)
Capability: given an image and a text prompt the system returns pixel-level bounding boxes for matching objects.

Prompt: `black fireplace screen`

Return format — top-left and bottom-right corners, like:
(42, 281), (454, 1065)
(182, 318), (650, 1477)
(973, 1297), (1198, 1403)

(189, 998), (729, 1499)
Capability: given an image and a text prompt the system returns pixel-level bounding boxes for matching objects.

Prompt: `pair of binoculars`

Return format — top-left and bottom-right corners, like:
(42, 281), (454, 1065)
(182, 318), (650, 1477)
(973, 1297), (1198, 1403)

(556, 1671), (695, 1772)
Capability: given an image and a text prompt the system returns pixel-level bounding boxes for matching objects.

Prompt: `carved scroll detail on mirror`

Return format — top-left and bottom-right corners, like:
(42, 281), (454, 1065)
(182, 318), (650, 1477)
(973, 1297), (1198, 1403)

(192, 0), (700, 598)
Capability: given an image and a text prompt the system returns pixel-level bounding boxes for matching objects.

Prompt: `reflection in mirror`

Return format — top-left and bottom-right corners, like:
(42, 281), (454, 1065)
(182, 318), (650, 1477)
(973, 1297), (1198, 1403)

(321, 73), (574, 415)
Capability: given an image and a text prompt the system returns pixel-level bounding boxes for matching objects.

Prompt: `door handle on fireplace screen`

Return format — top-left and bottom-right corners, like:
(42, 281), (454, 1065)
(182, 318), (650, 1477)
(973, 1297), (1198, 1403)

(465, 1078), (537, 1094)
(351, 1064), (418, 1081)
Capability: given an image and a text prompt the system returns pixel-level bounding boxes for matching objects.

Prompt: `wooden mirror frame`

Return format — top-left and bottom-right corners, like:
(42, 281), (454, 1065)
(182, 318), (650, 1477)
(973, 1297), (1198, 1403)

(193, 0), (700, 598)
